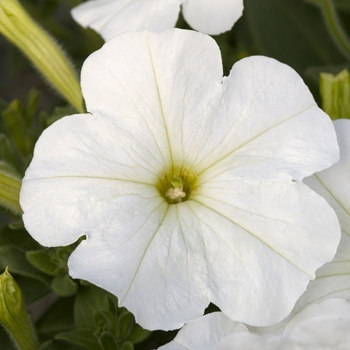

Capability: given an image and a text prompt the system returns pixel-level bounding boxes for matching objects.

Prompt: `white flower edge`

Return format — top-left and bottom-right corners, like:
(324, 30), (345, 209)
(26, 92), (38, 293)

(158, 312), (248, 350)
(159, 299), (350, 350)
(71, 0), (244, 41)
(20, 29), (340, 331)
(250, 119), (350, 335)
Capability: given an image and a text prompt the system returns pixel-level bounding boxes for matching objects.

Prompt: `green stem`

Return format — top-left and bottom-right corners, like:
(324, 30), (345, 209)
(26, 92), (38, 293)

(306, 0), (350, 60)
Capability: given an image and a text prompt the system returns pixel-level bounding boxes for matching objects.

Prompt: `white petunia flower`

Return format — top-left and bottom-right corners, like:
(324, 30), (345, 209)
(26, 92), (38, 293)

(160, 299), (350, 350)
(20, 29), (340, 331)
(250, 119), (350, 336)
(71, 0), (244, 41)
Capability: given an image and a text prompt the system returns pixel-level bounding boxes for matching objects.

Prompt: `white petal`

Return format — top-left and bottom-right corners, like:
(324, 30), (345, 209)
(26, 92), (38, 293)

(82, 35), (338, 183)
(288, 119), (350, 321)
(69, 203), (211, 330)
(191, 177), (340, 326)
(216, 333), (291, 350)
(182, 0), (243, 35)
(285, 299), (350, 348)
(192, 56), (338, 182)
(81, 29), (225, 171)
(285, 298), (350, 333)
(71, 0), (182, 41)
(159, 312), (248, 350)
(20, 114), (164, 246)
(20, 29), (342, 333)
(250, 120), (350, 336)
(219, 299), (350, 349)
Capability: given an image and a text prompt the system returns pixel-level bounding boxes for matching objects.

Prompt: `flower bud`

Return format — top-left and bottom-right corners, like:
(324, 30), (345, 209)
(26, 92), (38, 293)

(0, 0), (84, 112)
(320, 69), (350, 120)
(0, 267), (38, 350)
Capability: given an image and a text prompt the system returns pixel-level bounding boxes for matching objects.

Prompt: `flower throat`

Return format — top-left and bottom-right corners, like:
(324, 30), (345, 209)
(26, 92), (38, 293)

(156, 167), (198, 205)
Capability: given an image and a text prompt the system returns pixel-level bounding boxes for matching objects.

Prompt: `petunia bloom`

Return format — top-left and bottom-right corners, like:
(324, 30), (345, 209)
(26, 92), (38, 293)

(71, 0), (244, 41)
(20, 29), (340, 331)
(160, 299), (350, 350)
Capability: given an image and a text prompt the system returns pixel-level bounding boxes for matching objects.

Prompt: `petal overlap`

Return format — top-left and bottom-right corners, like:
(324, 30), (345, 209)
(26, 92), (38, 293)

(160, 312), (248, 350)
(159, 299), (350, 350)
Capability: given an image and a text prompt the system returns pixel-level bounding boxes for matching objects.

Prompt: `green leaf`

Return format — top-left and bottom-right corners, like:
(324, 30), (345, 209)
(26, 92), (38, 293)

(99, 332), (119, 350)
(74, 285), (118, 330)
(26, 250), (57, 276)
(117, 312), (134, 340)
(55, 329), (103, 350)
(0, 245), (50, 285)
(120, 342), (133, 350)
(51, 274), (77, 297)
(128, 324), (151, 344)
(106, 296), (116, 315)
(94, 309), (116, 334)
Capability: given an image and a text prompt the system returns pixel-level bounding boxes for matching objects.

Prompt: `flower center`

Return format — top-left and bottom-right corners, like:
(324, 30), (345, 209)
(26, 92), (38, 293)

(157, 167), (198, 205)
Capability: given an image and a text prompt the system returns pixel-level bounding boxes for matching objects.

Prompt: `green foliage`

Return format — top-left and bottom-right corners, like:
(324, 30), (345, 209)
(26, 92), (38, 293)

(51, 274), (77, 297)
(26, 251), (58, 276)
(0, 246), (50, 285)
(26, 244), (80, 297)
(0, 90), (41, 174)
(58, 284), (151, 350)
(2, 91), (37, 154)
(56, 329), (102, 350)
